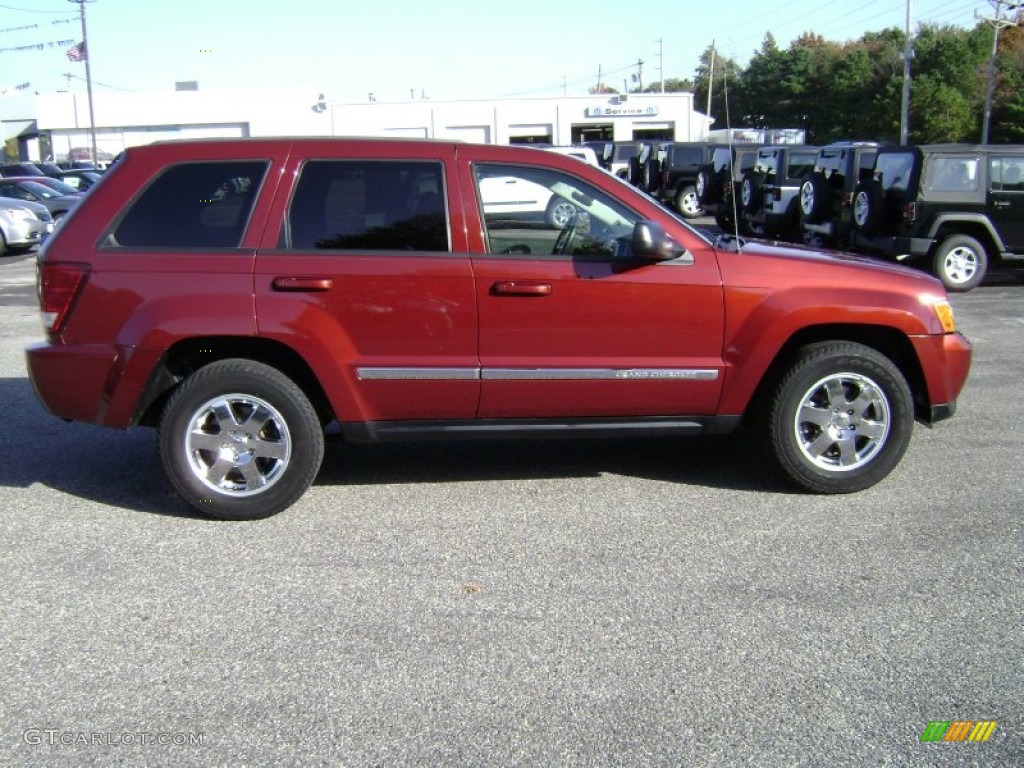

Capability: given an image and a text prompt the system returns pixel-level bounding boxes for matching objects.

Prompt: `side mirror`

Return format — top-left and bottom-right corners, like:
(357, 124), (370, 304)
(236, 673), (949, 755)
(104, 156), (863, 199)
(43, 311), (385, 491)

(632, 221), (684, 262)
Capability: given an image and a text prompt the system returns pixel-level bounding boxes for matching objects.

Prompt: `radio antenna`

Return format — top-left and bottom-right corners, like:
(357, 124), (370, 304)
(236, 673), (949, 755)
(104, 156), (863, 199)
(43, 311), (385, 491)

(722, 67), (743, 250)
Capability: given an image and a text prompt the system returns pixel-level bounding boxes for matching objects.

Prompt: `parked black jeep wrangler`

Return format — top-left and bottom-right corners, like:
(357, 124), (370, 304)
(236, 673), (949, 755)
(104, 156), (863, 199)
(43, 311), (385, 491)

(850, 144), (1024, 291)
(654, 142), (716, 219)
(740, 145), (819, 241)
(695, 144), (760, 232)
(799, 142), (879, 247)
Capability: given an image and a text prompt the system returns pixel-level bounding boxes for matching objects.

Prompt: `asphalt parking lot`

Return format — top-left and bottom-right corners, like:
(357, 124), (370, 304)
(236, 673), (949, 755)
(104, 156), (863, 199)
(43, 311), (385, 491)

(1, 246), (1021, 766)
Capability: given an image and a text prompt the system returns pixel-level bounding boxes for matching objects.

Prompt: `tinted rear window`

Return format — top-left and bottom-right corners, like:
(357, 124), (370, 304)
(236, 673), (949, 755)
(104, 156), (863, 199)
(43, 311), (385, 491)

(110, 161), (268, 248)
(874, 152), (915, 192)
(287, 160), (448, 252)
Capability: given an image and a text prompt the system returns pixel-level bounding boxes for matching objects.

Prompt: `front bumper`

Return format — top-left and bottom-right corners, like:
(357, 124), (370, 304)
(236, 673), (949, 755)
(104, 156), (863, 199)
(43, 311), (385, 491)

(910, 332), (972, 426)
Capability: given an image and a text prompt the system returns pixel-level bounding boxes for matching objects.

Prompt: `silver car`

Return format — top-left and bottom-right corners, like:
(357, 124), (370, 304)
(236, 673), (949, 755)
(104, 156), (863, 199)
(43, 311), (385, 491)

(0, 198), (53, 255)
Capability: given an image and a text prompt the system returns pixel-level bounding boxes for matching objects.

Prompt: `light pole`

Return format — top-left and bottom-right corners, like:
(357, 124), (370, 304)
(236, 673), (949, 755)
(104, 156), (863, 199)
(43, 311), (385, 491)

(900, 0), (913, 145)
(68, 0), (99, 166)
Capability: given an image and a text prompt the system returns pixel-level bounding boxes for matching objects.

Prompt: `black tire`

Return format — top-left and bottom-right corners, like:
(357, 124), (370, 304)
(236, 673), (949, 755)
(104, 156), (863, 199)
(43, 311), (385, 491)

(851, 181), (883, 234)
(674, 185), (703, 219)
(696, 168), (721, 205)
(0, 231), (6, 257)
(766, 341), (913, 494)
(799, 174), (830, 223)
(159, 359), (325, 520)
(741, 172), (763, 213)
(627, 156), (643, 187)
(645, 158), (661, 192)
(932, 234), (987, 292)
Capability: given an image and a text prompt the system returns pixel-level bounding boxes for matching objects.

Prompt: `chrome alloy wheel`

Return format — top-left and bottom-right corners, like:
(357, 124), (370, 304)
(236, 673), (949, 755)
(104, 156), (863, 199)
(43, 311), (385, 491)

(183, 393), (292, 496)
(793, 372), (891, 472)
(939, 244), (978, 286)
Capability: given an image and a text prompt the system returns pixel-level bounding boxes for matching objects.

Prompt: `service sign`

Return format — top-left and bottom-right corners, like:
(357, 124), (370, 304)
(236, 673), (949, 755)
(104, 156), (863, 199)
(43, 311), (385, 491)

(584, 106), (660, 118)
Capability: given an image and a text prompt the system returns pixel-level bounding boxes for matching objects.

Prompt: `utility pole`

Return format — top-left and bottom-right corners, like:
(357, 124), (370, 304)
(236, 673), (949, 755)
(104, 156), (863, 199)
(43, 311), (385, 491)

(707, 41), (716, 119)
(657, 38), (664, 94)
(900, 0), (913, 145)
(978, 0), (1022, 144)
(68, 0), (98, 166)
(635, 58), (644, 92)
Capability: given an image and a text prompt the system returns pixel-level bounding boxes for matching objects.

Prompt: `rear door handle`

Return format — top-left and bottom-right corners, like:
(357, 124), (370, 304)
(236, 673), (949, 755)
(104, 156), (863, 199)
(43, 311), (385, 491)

(491, 281), (552, 297)
(272, 276), (334, 292)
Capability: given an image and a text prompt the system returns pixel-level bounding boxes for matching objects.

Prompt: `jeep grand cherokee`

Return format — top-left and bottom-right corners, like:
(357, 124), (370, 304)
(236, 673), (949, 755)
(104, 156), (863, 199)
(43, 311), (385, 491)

(26, 138), (971, 519)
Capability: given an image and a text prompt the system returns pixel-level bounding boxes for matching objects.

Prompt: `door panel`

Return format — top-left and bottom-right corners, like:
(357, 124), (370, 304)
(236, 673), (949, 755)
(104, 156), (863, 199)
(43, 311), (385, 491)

(255, 150), (480, 423)
(472, 255), (724, 418)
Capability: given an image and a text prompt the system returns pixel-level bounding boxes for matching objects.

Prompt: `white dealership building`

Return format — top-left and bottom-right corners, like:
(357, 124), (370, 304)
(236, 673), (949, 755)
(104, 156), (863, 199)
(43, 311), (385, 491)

(17, 88), (710, 163)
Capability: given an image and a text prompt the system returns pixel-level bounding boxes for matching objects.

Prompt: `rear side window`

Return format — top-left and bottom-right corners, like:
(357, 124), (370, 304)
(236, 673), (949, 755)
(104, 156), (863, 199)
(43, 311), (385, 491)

(110, 161), (267, 248)
(785, 152), (817, 181)
(287, 160), (448, 252)
(923, 156), (979, 193)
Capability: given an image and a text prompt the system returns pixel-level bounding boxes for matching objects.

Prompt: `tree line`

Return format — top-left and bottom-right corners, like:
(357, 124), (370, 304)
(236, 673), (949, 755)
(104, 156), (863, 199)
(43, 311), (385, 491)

(628, 16), (1023, 145)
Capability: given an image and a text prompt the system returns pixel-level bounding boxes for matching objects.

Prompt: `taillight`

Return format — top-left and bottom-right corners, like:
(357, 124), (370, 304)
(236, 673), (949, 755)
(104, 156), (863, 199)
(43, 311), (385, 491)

(772, 188), (782, 201)
(38, 262), (90, 334)
(903, 201), (917, 224)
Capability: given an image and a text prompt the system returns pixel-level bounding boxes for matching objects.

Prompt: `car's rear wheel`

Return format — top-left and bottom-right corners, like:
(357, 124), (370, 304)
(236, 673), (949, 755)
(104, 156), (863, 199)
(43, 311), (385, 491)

(674, 185), (703, 218)
(932, 234), (987, 292)
(159, 359), (324, 520)
(766, 342), (913, 493)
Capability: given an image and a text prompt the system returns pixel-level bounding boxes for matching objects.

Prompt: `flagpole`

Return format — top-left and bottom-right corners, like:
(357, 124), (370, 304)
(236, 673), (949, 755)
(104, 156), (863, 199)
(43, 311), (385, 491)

(69, 0), (98, 167)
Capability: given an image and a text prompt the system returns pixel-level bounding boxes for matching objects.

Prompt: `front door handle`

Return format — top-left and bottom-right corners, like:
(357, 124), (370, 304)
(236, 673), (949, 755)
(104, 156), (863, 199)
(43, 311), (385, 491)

(272, 276), (334, 292)
(491, 281), (552, 297)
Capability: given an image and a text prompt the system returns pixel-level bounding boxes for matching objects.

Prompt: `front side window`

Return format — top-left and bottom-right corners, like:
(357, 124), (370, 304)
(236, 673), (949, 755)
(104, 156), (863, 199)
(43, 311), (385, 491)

(109, 161), (268, 248)
(473, 163), (639, 259)
(287, 160), (448, 252)
(990, 157), (1024, 192)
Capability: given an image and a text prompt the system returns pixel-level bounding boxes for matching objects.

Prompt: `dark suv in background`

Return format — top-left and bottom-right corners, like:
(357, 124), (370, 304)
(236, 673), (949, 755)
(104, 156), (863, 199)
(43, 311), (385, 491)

(654, 142), (715, 219)
(740, 145), (819, 240)
(696, 145), (760, 232)
(850, 144), (1024, 291)
(799, 142), (879, 247)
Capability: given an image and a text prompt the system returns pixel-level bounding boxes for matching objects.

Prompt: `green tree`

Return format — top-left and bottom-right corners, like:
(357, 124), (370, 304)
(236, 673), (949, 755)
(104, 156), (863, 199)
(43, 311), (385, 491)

(643, 77), (693, 93)
(692, 45), (743, 129)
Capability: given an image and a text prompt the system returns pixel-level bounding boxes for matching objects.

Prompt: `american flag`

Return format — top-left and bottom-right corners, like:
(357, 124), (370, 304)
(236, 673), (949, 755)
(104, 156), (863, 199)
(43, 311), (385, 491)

(65, 41), (86, 62)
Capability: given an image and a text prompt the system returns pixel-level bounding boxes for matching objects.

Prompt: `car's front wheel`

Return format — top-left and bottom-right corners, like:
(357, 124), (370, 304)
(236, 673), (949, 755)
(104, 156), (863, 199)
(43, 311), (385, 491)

(933, 234), (987, 292)
(766, 342), (913, 493)
(159, 359), (324, 519)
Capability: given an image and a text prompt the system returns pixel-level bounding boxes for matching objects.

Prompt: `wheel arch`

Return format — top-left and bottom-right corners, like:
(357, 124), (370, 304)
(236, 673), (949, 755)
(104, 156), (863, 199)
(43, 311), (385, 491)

(928, 217), (1003, 260)
(135, 336), (334, 428)
(740, 323), (930, 426)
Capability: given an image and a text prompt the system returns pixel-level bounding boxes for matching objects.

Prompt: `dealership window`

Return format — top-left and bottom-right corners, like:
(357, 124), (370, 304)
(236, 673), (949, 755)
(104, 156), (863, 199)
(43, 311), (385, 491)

(287, 160), (449, 252)
(108, 161), (268, 248)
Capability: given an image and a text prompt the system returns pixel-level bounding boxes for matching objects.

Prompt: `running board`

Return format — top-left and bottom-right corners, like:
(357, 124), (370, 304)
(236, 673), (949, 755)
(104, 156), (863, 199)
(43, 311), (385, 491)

(341, 415), (743, 444)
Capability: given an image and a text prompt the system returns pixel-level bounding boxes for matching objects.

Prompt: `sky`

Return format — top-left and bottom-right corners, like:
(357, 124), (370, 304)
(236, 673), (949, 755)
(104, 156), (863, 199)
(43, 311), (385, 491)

(0, 0), (1003, 105)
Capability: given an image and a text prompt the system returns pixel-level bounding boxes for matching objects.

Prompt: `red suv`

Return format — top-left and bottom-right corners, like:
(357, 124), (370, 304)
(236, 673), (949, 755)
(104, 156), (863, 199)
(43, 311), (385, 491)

(27, 138), (971, 519)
